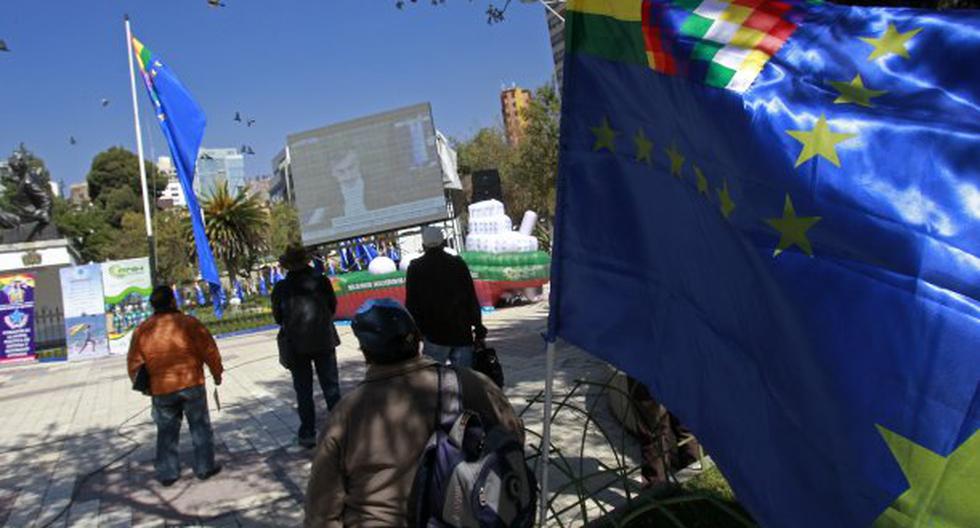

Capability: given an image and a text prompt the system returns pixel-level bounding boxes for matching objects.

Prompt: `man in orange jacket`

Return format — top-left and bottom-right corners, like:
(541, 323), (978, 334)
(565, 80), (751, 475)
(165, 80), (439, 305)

(128, 286), (224, 486)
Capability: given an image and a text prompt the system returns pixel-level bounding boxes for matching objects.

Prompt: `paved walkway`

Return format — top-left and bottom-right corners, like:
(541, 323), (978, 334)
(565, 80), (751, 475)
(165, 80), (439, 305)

(0, 302), (645, 527)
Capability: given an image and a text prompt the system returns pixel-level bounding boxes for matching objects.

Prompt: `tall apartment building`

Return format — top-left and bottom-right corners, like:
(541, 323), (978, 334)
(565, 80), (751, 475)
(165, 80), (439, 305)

(546, 2), (566, 93)
(501, 86), (532, 146)
(196, 148), (246, 196)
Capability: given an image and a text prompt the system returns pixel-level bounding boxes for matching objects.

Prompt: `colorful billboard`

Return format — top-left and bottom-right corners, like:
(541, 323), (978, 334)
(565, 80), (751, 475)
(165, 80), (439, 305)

(60, 264), (110, 361)
(101, 257), (152, 355)
(0, 273), (36, 361)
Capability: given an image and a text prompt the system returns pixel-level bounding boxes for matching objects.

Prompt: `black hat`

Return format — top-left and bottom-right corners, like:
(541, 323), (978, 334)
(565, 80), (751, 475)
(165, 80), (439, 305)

(279, 245), (312, 271)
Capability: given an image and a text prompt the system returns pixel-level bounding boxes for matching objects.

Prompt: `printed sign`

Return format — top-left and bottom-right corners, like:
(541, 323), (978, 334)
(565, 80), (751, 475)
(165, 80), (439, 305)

(60, 264), (110, 361)
(101, 257), (152, 355)
(0, 273), (36, 361)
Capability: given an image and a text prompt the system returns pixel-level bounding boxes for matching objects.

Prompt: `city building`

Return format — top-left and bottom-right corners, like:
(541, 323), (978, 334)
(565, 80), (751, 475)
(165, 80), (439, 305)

(245, 175), (274, 203)
(68, 183), (90, 206)
(196, 148), (246, 196)
(501, 86), (532, 146)
(545, 2), (566, 93)
(155, 156), (185, 209)
(270, 148), (294, 204)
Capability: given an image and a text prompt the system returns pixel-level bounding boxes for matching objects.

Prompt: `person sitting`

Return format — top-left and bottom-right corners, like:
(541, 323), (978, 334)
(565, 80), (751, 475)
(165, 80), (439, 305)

(127, 286), (223, 486)
(304, 298), (522, 527)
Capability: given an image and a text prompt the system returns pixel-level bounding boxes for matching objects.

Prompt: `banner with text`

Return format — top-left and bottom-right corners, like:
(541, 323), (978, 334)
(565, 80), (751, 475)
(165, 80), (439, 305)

(101, 258), (152, 355)
(60, 264), (110, 361)
(0, 273), (36, 361)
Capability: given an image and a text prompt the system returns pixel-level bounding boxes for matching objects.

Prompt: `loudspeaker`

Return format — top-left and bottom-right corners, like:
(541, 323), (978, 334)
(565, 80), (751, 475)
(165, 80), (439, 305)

(471, 170), (503, 203)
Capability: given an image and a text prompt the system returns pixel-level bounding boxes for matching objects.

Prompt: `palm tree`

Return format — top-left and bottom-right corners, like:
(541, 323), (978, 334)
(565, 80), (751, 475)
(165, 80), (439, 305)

(200, 181), (269, 281)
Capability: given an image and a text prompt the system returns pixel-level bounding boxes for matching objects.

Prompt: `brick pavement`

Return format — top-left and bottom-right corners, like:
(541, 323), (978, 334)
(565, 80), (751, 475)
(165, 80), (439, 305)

(0, 302), (646, 527)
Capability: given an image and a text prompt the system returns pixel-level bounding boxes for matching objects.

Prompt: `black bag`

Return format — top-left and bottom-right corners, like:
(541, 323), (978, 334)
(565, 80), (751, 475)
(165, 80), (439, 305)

(473, 345), (504, 388)
(132, 364), (150, 395)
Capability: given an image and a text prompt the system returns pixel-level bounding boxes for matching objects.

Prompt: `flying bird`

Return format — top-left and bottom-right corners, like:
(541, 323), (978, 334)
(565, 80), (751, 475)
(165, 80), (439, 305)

(207, 0), (226, 7)
(233, 111), (242, 123)
(0, 40), (9, 52)
(200, 153), (214, 161)
(246, 118), (256, 127)
(101, 98), (110, 107)
(69, 136), (77, 146)
(247, 146), (255, 155)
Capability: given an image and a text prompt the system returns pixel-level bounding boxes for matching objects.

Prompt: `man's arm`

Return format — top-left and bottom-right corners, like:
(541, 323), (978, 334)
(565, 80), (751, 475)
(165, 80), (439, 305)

(191, 317), (223, 385)
(305, 412), (347, 528)
(271, 282), (284, 325)
(126, 327), (144, 382)
(321, 276), (338, 316)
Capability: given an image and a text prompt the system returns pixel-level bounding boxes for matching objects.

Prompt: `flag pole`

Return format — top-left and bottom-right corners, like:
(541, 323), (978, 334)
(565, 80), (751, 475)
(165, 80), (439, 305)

(124, 15), (158, 284)
(540, 339), (555, 526)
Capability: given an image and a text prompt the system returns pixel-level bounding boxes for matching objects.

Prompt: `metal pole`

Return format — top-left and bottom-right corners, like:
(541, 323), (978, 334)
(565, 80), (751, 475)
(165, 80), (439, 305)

(125, 15), (157, 284)
(540, 340), (556, 526)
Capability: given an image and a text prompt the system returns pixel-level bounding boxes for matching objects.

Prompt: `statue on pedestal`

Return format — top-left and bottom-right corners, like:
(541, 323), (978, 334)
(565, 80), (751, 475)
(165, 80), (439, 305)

(0, 145), (56, 243)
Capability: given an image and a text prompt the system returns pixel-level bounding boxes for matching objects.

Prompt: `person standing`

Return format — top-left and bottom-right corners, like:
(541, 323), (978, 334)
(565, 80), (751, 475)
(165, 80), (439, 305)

(305, 298), (523, 527)
(127, 286), (223, 486)
(405, 226), (487, 368)
(273, 245), (342, 448)
(626, 376), (702, 487)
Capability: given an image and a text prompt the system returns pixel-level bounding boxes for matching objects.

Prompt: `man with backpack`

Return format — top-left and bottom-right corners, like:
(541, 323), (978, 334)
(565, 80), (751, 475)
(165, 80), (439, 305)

(406, 226), (487, 368)
(305, 298), (534, 528)
(273, 245), (342, 448)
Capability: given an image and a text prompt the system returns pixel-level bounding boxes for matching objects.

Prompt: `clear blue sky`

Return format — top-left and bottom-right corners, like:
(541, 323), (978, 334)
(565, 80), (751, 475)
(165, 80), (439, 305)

(0, 1), (555, 191)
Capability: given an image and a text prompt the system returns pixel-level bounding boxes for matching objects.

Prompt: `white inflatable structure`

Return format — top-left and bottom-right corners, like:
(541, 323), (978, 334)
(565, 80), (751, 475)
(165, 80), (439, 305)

(465, 200), (539, 253)
(367, 256), (398, 275)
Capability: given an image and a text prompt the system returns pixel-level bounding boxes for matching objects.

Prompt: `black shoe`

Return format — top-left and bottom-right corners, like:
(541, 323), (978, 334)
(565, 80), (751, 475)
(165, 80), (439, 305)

(158, 477), (179, 487)
(196, 465), (222, 481)
(298, 436), (316, 449)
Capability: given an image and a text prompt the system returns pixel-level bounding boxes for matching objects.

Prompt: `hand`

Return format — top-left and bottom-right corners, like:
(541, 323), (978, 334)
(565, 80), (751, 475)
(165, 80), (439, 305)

(214, 375), (222, 386)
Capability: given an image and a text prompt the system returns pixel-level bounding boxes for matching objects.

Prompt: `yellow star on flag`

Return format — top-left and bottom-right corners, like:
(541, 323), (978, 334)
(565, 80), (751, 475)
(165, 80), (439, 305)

(634, 129), (653, 164)
(786, 114), (856, 168)
(765, 194), (821, 257)
(828, 75), (888, 108)
(860, 24), (923, 61)
(665, 142), (685, 178)
(717, 180), (735, 219)
(694, 165), (709, 195)
(591, 117), (618, 152)
(873, 425), (980, 527)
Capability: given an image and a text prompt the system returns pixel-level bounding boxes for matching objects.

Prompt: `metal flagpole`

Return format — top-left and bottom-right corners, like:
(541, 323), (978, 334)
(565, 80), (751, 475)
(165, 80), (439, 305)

(540, 340), (556, 526)
(124, 15), (158, 284)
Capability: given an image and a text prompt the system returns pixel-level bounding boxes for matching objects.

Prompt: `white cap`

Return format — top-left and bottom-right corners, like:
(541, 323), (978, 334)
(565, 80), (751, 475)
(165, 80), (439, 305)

(421, 226), (446, 248)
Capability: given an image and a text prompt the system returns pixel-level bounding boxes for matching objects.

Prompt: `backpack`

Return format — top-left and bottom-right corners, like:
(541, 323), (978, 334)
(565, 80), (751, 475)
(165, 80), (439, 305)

(410, 366), (537, 528)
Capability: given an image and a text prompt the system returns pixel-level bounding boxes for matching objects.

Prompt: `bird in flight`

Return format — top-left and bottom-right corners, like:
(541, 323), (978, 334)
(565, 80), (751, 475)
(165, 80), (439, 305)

(200, 153), (215, 161)
(234, 111), (242, 123)
(208, 0), (226, 7)
(241, 145), (255, 155)
(0, 40), (9, 52)
(69, 136), (77, 146)
(246, 118), (256, 127)
(101, 98), (110, 108)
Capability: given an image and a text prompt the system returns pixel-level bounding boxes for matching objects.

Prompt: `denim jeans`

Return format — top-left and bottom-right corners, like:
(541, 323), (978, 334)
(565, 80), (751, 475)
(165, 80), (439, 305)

(290, 352), (341, 440)
(151, 385), (217, 482)
(423, 340), (474, 369)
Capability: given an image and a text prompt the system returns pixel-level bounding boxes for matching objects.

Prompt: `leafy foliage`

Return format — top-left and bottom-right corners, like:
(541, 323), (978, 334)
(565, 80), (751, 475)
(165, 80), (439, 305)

(267, 201), (302, 260)
(52, 198), (114, 263)
(85, 147), (166, 226)
(201, 181), (269, 281)
(154, 209), (196, 285)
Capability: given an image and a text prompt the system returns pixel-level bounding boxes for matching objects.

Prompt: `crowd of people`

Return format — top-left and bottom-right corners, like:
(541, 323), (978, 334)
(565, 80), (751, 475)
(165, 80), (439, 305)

(125, 226), (699, 527)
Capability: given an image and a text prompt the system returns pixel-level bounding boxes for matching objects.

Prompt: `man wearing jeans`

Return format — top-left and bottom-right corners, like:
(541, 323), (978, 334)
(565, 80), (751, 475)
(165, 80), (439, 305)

(273, 246), (342, 448)
(406, 226), (487, 368)
(127, 286), (223, 486)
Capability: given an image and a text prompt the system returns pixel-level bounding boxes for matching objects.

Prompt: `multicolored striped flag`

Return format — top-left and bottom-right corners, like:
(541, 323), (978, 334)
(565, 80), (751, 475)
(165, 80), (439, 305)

(549, 1), (979, 526)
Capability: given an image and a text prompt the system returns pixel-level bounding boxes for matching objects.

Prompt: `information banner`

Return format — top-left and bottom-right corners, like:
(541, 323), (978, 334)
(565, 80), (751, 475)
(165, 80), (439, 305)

(60, 264), (110, 361)
(0, 273), (36, 361)
(101, 257), (152, 355)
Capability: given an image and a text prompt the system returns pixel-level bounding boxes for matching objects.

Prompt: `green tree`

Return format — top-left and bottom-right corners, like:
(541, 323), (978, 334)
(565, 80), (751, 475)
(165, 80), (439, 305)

(455, 126), (516, 228)
(85, 147), (166, 227)
(201, 181), (269, 281)
(267, 202), (301, 260)
(109, 211), (152, 261)
(154, 209), (195, 285)
(510, 84), (560, 248)
(52, 198), (114, 263)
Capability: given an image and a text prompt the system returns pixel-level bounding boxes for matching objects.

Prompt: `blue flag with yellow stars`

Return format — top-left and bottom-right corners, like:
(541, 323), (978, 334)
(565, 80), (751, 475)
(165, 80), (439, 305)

(548, 1), (979, 526)
(132, 35), (225, 318)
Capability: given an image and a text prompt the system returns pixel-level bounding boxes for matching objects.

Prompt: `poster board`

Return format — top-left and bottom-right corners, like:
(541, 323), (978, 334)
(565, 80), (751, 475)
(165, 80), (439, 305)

(101, 257), (152, 355)
(60, 264), (110, 361)
(0, 273), (36, 361)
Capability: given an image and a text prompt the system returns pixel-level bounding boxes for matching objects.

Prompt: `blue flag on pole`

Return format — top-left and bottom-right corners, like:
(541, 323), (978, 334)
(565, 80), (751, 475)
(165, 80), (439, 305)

(132, 35), (224, 318)
(550, 1), (979, 526)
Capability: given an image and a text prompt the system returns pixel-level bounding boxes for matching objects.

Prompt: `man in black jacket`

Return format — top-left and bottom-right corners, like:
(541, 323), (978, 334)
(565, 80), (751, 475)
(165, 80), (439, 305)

(405, 226), (487, 368)
(272, 245), (342, 448)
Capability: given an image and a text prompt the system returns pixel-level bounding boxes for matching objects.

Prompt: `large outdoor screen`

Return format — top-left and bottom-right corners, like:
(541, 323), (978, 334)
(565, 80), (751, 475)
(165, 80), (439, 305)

(288, 103), (447, 246)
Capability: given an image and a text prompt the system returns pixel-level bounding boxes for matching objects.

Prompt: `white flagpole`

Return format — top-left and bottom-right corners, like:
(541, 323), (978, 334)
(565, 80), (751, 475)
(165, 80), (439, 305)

(124, 15), (157, 283)
(540, 340), (556, 526)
